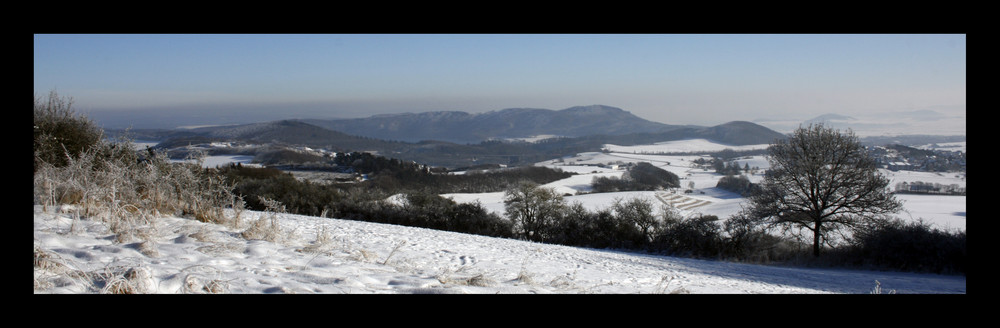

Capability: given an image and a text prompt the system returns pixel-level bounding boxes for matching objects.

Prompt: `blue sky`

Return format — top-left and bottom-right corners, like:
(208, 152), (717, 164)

(34, 34), (965, 128)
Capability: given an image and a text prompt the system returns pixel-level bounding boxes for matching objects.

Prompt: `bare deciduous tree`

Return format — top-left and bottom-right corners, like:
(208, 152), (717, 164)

(503, 181), (565, 241)
(612, 197), (659, 242)
(745, 124), (903, 256)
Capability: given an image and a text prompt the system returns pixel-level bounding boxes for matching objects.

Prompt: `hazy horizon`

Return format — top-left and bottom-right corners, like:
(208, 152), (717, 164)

(34, 34), (965, 133)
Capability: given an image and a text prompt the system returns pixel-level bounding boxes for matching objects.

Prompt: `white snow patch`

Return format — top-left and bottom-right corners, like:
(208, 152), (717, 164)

(33, 206), (966, 294)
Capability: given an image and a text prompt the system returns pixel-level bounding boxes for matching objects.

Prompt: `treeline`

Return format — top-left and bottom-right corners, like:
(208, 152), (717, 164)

(328, 151), (574, 194)
(223, 151), (964, 275)
(715, 175), (760, 196)
(692, 157), (757, 176)
(591, 162), (679, 193)
(219, 164), (515, 238)
(500, 182), (965, 274)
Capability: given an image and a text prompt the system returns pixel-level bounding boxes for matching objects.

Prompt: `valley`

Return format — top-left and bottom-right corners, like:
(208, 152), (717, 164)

(156, 133), (966, 233)
(119, 105), (965, 242)
(44, 106), (965, 294)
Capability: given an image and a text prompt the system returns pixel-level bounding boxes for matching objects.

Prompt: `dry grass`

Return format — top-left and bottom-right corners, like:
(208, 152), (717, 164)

(438, 273), (495, 287)
(99, 266), (152, 294)
(298, 225), (335, 255)
(33, 93), (248, 294)
(240, 196), (287, 243)
(34, 136), (244, 246)
(183, 275), (230, 294)
(33, 245), (89, 292)
(652, 275), (690, 294)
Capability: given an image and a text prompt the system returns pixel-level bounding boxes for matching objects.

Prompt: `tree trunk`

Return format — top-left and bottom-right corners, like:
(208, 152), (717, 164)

(813, 221), (822, 257)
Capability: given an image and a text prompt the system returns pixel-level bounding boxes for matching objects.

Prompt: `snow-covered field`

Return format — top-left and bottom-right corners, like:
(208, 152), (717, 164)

(35, 138), (965, 294)
(603, 138), (770, 154)
(33, 205), (966, 294)
(449, 139), (966, 232)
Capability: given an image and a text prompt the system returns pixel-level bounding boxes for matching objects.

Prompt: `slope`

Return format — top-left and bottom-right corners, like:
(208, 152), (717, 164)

(301, 105), (685, 143)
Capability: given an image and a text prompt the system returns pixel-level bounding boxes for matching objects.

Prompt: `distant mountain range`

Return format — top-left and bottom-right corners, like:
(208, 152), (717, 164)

(299, 105), (701, 144)
(125, 105), (788, 167)
(753, 107), (966, 137)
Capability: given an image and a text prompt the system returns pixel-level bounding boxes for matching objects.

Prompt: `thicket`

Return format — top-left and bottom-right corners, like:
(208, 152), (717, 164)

(34, 91), (104, 173)
(34, 92), (243, 245)
(498, 183), (966, 274)
(591, 162), (679, 193)
(218, 164), (515, 238)
(715, 175), (760, 196)
(326, 151), (574, 194)
(838, 217), (966, 274)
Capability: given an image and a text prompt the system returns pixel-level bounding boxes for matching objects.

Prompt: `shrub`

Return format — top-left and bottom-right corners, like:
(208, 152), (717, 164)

(847, 217), (965, 274)
(612, 197), (660, 243)
(546, 202), (594, 246)
(34, 92), (242, 238)
(653, 213), (724, 258)
(503, 181), (566, 241)
(34, 91), (104, 172)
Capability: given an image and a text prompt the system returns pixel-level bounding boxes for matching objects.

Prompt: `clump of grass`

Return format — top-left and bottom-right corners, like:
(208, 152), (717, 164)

(351, 249), (380, 263)
(436, 265), (495, 288)
(183, 275), (230, 294)
(440, 273), (494, 287)
(34, 244), (92, 292)
(513, 251), (537, 285)
(240, 196), (285, 242)
(870, 280), (896, 294)
(298, 225), (335, 255)
(653, 275), (690, 294)
(381, 240), (407, 265)
(99, 266), (152, 294)
(134, 240), (160, 258)
(34, 245), (65, 273)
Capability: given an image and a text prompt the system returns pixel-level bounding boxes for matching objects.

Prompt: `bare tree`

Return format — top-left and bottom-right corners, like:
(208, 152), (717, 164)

(612, 197), (659, 242)
(745, 124), (902, 256)
(503, 181), (565, 241)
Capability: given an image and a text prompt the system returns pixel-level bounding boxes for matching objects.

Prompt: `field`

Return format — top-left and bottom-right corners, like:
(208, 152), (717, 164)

(34, 138), (966, 294)
(447, 138), (966, 232)
(181, 137), (966, 231)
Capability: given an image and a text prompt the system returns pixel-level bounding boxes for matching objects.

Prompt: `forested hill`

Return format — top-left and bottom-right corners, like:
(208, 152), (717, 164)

(122, 107), (787, 168)
(299, 105), (695, 144)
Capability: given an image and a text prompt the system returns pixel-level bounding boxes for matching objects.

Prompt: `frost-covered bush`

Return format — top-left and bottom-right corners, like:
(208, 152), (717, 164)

(33, 92), (242, 242)
(34, 91), (103, 173)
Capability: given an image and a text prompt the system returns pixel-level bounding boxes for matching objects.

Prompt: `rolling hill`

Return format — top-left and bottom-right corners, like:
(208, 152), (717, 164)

(134, 105), (787, 168)
(300, 105), (695, 144)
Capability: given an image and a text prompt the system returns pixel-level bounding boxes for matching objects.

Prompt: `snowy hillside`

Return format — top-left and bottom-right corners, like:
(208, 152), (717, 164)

(37, 138), (964, 294)
(33, 205), (965, 294)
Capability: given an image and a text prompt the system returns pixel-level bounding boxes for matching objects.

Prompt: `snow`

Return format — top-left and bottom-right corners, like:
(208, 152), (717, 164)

(603, 138), (770, 154)
(516, 140), (966, 231)
(173, 155), (260, 168)
(35, 138), (965, 294)
(33, 205), (966, 294)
